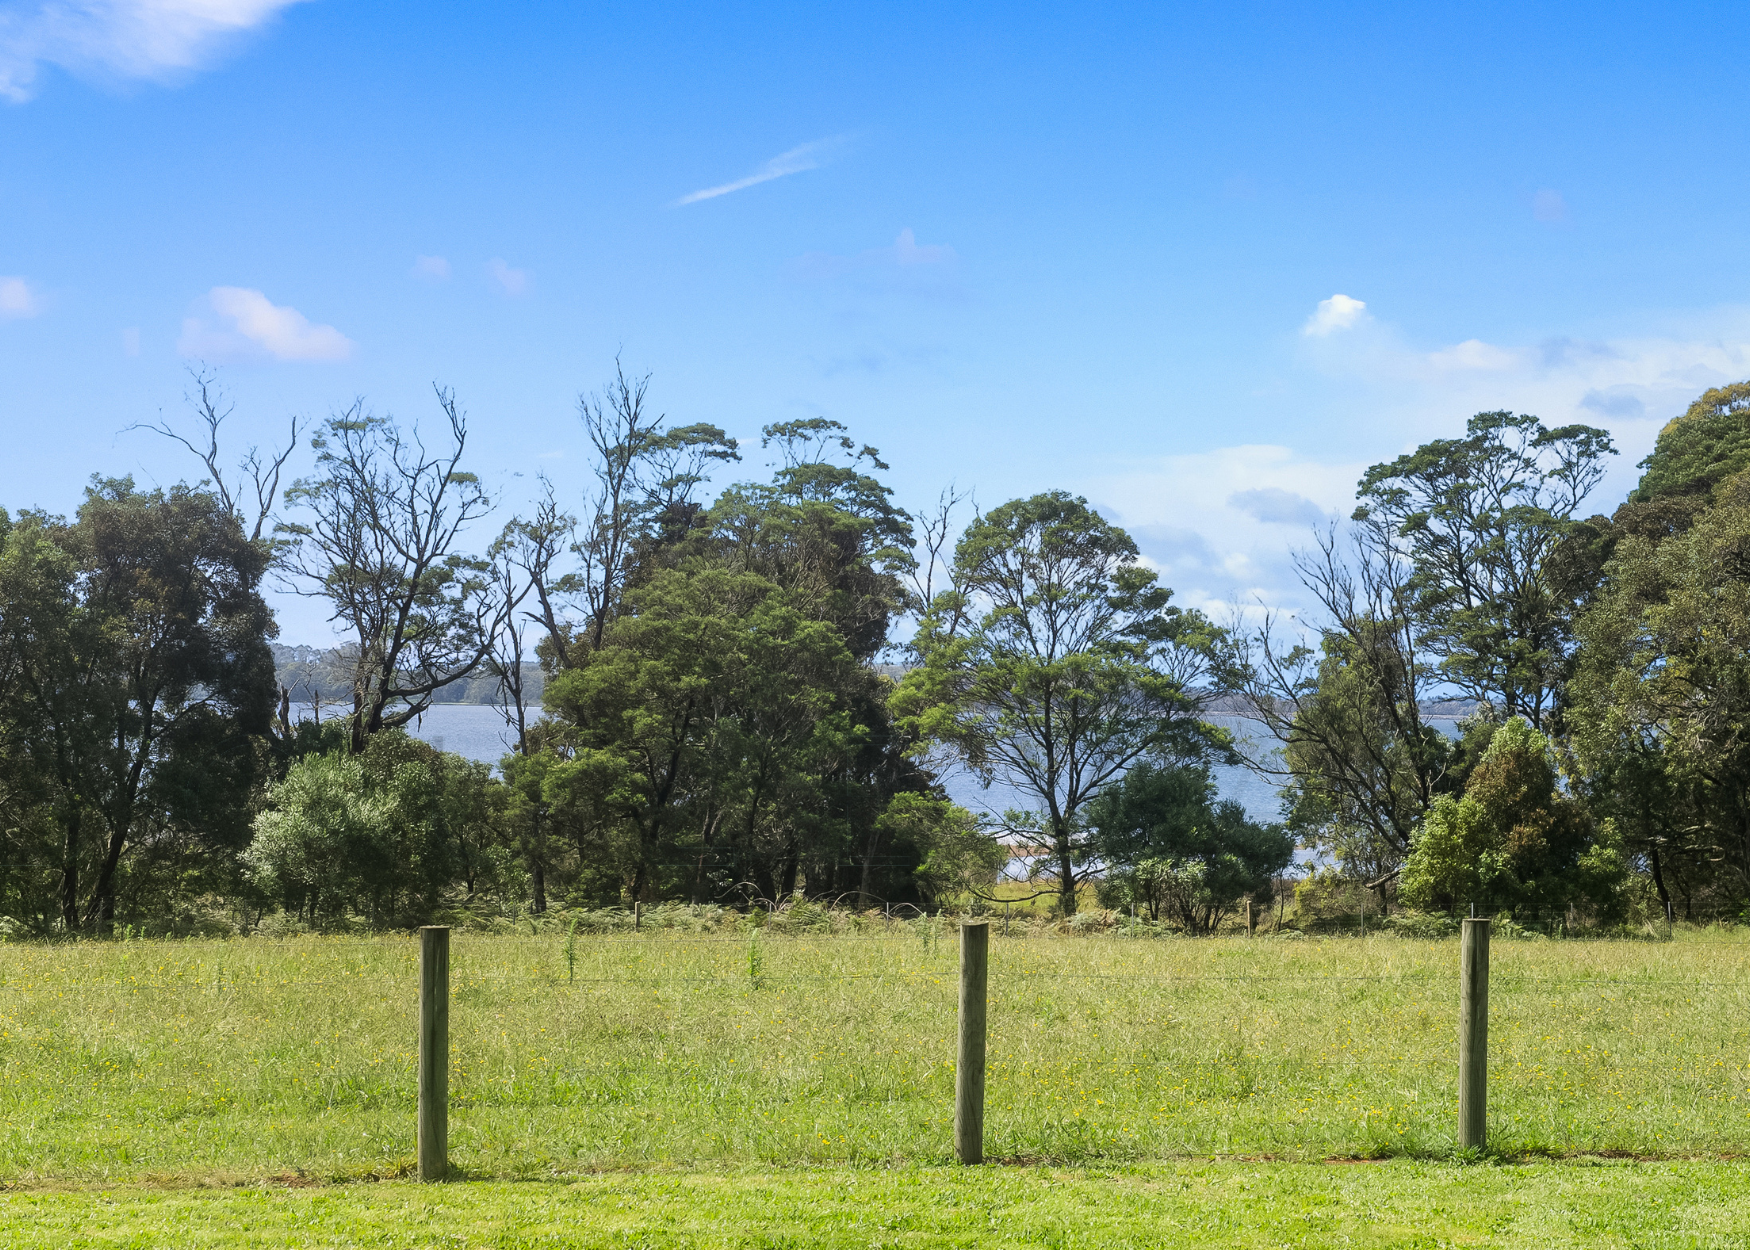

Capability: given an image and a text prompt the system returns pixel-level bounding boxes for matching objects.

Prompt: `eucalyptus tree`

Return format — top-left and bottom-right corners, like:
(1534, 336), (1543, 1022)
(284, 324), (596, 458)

(133, 367), (302, 546)
(542, 363), (740, 669)
(1226, 526), (1453, 886)
(1568, 470), (1750, 916)
(279, 390), (502, 753)
(1560, 381), (1750, 918)
(531, 417), (942, 910)
(1353, 410), (1615, 722)
(894, 491), (1226, 914)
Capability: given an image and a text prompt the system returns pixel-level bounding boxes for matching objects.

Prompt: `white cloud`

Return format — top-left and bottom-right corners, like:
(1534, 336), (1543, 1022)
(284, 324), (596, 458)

(1087, 444), (1365, 620)
(1427, 338), (1522, 372)
(178, 285), (352, 362)
(1533, 189), (1568, 223)
(1083, 301), (1750, 624)
(1310, 312), (1750, 429)
(1295, 302), (1750, 520)
(1228, 486), (1328, 527)
(675, 135), (848, 206)
(487, 258), (527, 295)
(1303, 293), (1367, 336)
(0, 0), (309, 103)
(412, 255), (451, 281)
(0, 275), (38, 318)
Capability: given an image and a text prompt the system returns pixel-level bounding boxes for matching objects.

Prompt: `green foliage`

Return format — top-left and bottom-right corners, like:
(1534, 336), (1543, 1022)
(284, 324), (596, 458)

(541, 561), (861, 903)
(530, 422), (936, 913)
(1088, 762), (1292, 933)
(1381, 910), (1460, 939)
(1399, 720), (1626, 922)
(1631, 380), (1750, 504)
(873, 792), (1003, 907)
(278, 398), (498, 752)
(0, 480), (276, 933)
(1275, 627), (1460, 883)
(20, 373), (1750, 939)
(1568, 470), (1750, 915)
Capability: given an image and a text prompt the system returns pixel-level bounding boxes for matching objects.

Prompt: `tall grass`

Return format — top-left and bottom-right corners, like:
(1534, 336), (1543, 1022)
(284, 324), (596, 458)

(1, 927), (1747, 1181)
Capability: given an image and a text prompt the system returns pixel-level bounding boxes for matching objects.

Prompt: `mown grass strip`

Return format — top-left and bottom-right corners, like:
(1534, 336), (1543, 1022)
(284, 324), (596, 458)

(5, 1160), (1750, 1248)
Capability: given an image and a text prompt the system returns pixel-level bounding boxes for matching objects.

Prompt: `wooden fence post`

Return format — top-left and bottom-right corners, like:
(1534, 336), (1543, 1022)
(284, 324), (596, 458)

(1458, 917), (1490, 1151)
(955, 920), (989, 1164)
(1245, 898), (1254, 938)
(419, 925), (450, 1181)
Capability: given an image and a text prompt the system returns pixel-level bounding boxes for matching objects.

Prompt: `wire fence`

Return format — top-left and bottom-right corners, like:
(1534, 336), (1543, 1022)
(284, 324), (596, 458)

(2, 923), (1746, 1175)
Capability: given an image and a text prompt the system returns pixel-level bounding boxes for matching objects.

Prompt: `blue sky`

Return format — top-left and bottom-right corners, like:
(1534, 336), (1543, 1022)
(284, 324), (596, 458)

(4, 1), (1750, 642)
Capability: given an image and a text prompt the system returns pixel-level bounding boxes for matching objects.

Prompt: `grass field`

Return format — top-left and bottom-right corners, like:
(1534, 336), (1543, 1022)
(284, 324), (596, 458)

(4, 926), (1749, 1244)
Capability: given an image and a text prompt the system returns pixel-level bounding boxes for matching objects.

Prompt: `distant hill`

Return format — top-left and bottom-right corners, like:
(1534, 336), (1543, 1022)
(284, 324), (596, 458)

(1198, 691), (1480, 720)
(273, 648), (1479, 720)
(271, 644), (544, 707)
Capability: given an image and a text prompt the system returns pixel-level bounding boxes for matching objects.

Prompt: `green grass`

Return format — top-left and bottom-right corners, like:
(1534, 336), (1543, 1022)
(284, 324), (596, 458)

(8, 1160), (1750, 1247)
(3, 926), (1748, 1182)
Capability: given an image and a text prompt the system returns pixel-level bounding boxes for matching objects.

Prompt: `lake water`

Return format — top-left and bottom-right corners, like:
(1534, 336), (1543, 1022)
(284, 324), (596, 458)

(321, 704), (1464, 829)
(928, 716), (1285, 823)
(293, 703), (527, 765)
(366, 705), (1295, 822)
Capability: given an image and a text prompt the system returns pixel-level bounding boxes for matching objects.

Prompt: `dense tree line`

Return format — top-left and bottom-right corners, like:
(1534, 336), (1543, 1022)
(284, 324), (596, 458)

(1235, 383), (1750, 926)
(4, 368), (1749, 934)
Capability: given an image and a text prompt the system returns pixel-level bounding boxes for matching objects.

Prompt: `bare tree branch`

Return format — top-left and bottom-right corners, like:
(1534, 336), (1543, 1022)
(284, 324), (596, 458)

(278, 386), (504, 752)
(130, 366), (302, 545)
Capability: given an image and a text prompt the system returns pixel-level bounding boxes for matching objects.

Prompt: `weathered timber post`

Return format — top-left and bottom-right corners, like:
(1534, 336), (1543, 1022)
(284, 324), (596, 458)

(419, 925), (450, 1181)
(955, 920), (989, 1164)
(1458, 917), (1490, 1151)
(1245, 898), (1254, 938)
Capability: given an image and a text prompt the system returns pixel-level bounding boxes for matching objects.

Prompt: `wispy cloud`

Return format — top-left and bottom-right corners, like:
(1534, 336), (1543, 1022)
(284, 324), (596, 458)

(0, 275), (39, 318)
(795, 228), (956, 279)
(675, 135), (848, 206)
(1303, 293), (1368, 336)
(178, 286), (352, 362)
(411, 255), (451, 281)
(1533, 189), (1568, 223)
(487, 258), (527, 295)
(0, 0), (310, 103)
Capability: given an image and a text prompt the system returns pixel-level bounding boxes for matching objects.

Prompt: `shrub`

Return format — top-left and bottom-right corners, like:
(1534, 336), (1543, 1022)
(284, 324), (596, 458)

(1400, 719), (1627, 925)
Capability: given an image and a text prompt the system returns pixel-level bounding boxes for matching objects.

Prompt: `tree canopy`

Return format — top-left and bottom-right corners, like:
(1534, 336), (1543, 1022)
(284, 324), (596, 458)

(894, 491), (1227, 914)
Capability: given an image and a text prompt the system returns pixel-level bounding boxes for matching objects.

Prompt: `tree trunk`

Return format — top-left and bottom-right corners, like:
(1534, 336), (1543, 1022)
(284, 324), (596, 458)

(58, 808), (80, 933)
(858, 824), (882, 909)
(85, 822), (127, 936)
(1648, 845), (1671, 916)
(1054, 824), (1077, 916)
